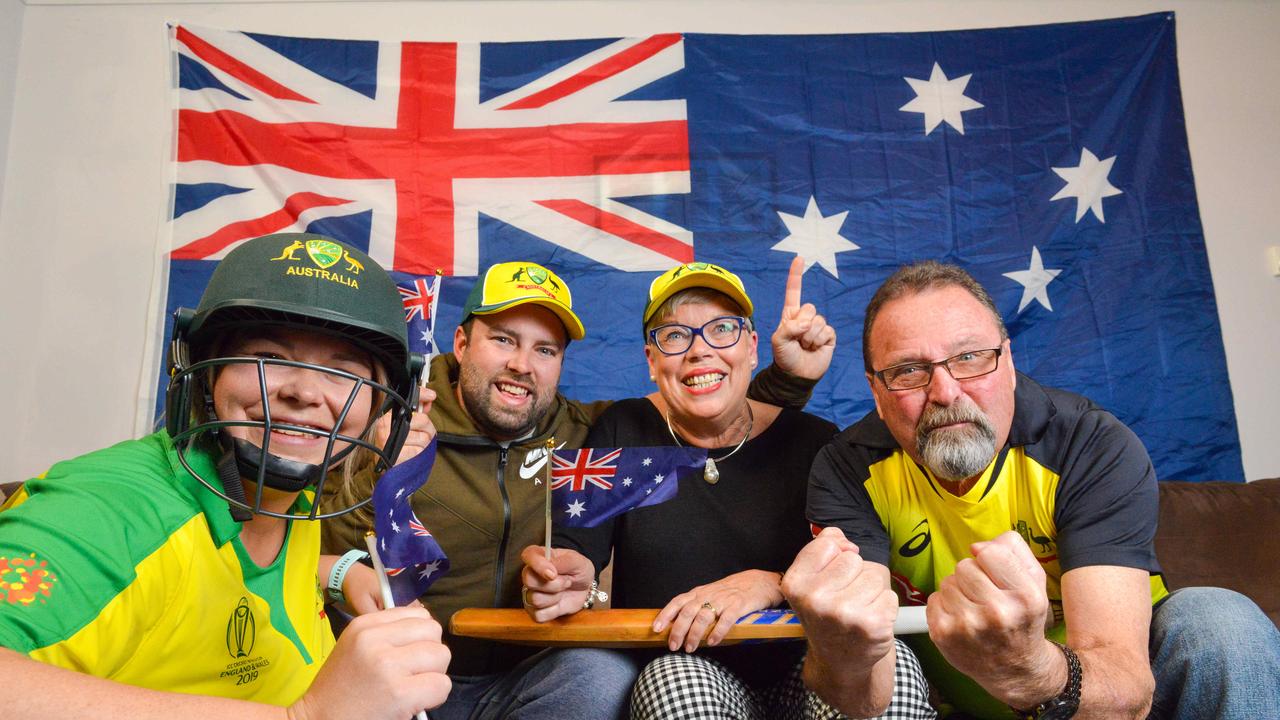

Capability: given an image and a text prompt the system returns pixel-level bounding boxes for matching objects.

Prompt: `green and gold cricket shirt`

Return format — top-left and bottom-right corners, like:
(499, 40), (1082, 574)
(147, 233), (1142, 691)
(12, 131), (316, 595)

(808, 374), (1169, 718)
(0, 432), (334, 705)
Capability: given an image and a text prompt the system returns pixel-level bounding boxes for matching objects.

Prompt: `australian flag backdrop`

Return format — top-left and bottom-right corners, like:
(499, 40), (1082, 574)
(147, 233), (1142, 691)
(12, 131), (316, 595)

(160, 12), (1244, 482)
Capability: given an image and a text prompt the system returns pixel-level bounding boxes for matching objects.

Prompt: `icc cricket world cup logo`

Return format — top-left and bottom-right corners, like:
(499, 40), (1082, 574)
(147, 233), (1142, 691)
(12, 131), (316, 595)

(227, 597), (257, 658)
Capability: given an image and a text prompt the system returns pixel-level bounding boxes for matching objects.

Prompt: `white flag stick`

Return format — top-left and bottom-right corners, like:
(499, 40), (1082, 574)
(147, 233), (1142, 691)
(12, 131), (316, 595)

(364, 532), (429, 720)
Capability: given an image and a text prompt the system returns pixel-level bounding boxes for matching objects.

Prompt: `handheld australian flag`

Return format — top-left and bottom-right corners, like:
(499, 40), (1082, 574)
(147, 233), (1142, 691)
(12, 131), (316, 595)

(398, 272), (443, 358)
(551, 446), (707, 528)
(372, 438), (449, 606)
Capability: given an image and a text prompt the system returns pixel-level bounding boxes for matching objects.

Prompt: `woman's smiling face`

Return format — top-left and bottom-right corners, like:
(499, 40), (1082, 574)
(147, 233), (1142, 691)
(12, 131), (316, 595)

(213, 326), (376, 469)
(645, 294), (758, 427)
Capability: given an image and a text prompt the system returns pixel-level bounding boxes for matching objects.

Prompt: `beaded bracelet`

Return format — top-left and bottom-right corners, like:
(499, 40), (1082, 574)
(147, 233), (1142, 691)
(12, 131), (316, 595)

(582, 579), (609, 610)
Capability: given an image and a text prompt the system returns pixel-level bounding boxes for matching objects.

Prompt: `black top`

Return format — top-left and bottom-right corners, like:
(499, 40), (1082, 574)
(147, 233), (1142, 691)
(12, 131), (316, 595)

(556, 397), (837, 682)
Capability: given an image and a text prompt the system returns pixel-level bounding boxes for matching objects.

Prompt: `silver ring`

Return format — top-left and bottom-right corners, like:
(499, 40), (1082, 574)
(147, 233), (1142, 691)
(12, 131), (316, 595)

(701, 601), (719, 618)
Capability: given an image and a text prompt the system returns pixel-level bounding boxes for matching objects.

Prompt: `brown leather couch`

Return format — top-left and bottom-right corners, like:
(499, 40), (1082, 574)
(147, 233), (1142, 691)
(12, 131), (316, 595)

(1155, 478), (1280, 628)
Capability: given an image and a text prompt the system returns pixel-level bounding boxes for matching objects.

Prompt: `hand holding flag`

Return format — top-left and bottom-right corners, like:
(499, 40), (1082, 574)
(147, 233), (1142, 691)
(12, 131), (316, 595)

(519, 544), (597, 623)
(361, 531), (433, 720)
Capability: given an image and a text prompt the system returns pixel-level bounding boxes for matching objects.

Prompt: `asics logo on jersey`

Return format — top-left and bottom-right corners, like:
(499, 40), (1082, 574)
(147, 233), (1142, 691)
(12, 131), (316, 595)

(899, 518), (931, 557)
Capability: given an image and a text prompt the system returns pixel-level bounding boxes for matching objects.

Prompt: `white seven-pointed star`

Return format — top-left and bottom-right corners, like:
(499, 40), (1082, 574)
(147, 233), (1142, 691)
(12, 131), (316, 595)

(653, 473), (665, 484)
(1051, 148), (1122, 223)
(900, 63), (984, 135)
(419, 559), (442, 579)
(622, 477), (632, 487)
(1003, 247), (1063, 313)
(642, 457), (652, 467)
(771, 196), (859, 278)
(420, 330), (433, 347)
(566, 500), (586, 518)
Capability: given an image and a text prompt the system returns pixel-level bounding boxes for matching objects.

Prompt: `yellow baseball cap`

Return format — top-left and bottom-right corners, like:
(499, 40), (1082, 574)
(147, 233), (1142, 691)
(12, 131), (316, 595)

(643, 262), (754, 324)
(462, 261), (585, 340)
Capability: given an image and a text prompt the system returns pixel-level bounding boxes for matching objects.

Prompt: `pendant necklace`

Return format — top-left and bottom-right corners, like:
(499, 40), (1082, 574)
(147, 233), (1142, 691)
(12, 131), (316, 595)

(665, 404), (754, 484)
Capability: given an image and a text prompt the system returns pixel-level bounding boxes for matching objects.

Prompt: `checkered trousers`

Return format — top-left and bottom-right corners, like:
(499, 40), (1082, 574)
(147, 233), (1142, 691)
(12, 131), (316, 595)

(630, 638), (936, 719)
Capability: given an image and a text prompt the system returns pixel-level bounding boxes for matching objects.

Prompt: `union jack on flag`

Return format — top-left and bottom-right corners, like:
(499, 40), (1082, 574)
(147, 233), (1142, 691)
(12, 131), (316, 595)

(551, 446), (705, 528)
(550, 448), (621, 491)
(400, 278), (435, 322)
(398, 274), (442, 356)
(167, 24), (691, 274)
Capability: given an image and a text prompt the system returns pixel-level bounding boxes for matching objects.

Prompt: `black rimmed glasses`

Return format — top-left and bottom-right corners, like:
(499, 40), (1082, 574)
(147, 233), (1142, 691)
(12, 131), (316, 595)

(873, 347), (1003, 391)
(648, 316), (748, 356)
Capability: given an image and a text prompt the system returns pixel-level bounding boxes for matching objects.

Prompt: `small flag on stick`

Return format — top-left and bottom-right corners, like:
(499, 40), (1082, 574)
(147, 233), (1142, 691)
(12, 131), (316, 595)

(550, 446), (707, 528)
(371, 438), (450, 606)
(399, 271), (443, 361)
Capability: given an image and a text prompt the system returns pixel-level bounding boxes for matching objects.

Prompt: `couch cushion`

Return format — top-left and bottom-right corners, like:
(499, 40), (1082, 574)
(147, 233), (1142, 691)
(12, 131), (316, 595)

(1156, 478), (1280, 628)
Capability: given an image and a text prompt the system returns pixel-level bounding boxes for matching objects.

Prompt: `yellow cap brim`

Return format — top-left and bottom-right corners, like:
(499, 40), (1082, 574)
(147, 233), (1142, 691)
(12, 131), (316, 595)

(471, 297), (586, 341)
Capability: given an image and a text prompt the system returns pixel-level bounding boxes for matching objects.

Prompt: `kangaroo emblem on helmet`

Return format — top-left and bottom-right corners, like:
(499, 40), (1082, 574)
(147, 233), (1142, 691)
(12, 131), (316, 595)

(270, 240), (305, 262)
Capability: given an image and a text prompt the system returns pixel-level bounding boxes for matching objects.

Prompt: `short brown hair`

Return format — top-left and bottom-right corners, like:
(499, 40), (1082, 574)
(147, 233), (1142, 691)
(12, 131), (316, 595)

(862, 261), (1007, 372)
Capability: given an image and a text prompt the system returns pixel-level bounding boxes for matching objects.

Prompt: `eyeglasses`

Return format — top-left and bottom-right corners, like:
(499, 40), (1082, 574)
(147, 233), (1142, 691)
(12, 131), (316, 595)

(873, 347), (1003, 391)
(648, 316), (748, 356)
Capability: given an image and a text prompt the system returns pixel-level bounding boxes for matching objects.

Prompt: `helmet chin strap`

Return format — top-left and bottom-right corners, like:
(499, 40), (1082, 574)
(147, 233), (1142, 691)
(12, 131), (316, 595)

(216, 437), (331, 522)
(216, 447), (254, 523)
(231, 437), (323, 492)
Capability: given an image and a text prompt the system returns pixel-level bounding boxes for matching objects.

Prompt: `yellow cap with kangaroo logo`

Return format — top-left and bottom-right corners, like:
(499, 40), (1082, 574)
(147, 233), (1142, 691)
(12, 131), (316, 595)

(462, 261), (585, 340)
(643, 261), (754, 324)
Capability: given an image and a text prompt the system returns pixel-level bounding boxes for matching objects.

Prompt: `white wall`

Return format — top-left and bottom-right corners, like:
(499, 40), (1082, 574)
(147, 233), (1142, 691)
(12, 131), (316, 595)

(1, 0), (1277, 482)
(0, 0), (24, 209)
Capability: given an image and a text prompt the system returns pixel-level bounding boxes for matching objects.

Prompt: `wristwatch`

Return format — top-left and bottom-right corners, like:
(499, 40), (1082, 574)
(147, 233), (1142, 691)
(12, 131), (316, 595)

(1010, 641), (1082, 719)
(326, 549), (370, 604)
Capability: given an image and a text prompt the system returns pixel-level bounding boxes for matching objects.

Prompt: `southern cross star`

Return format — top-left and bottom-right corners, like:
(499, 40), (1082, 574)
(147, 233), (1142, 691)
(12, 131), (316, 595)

(1051, 148), (1123, 223)
(900, 62), (984, 135)
(771, 196), (858, 278)
(1003, 246), (1063, 313)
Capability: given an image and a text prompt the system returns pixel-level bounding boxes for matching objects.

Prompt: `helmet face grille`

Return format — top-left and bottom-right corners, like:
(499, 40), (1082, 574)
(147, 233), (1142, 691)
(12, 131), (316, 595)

(167, 355), (416, 520)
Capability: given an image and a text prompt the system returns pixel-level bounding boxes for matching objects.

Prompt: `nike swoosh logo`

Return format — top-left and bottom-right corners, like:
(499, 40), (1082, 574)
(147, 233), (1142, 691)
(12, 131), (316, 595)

(519, 442), (566, 480)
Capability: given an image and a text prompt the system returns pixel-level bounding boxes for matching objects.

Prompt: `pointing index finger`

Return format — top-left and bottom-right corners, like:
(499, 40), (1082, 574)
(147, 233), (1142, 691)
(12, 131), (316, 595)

(783, 255), (805, 315)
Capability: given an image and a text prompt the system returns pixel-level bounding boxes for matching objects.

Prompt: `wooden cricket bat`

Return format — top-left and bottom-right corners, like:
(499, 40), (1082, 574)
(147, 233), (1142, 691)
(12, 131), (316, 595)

(450, 607), (928, 648)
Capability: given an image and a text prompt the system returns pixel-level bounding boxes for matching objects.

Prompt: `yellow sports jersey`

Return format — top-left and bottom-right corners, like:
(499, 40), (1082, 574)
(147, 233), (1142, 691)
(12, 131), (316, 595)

(0, 433), (335, 705)
(809, 375), (1168, 718)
